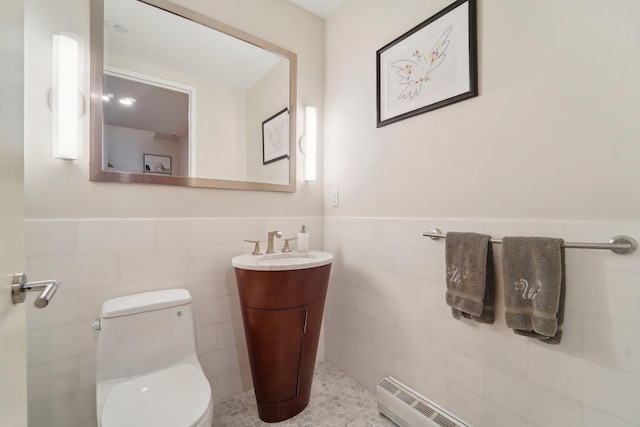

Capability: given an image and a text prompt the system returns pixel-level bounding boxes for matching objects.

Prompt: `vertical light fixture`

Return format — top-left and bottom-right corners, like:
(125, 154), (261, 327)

(52, 32), (83, 160)
(302, 106), (317, 182)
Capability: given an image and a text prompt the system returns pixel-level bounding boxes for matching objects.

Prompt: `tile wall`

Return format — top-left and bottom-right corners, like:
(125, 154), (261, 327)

(24, 217), (324, 427)
(323, 217), (640, 427)
(25, 215), (640, 427)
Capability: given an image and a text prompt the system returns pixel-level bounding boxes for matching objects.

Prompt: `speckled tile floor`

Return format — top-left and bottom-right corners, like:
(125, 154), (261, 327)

(213, 361), (397, 426)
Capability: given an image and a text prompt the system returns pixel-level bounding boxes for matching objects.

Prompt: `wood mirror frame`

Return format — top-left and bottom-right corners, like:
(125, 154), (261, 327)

(89, 0), (297, 192)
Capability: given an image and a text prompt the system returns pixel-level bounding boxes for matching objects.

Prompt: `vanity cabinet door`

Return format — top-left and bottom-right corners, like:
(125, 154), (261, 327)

(241, 306), (305, 403)
(234, 263), (331, 422)
(297, 300), (325, 397)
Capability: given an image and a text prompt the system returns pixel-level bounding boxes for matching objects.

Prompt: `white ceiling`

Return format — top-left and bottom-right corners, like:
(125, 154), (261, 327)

(286, 0), (344, 18)
(103, 75), (189, 137)
(105, 0), (283, 90)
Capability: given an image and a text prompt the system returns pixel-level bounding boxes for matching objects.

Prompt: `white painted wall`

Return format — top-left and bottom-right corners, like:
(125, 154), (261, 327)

(106, 125), (182, 175)
(0, 1), (27, 425)
(191, 80), (248, 181)
(246, 59), (291, 184)
(324, 0), (640, 221)
(323, 1), (640, 426)
(178, 134), (189, 177)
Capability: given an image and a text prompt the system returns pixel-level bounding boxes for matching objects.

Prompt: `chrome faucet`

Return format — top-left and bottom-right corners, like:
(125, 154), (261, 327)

(266, 231), (283, 253)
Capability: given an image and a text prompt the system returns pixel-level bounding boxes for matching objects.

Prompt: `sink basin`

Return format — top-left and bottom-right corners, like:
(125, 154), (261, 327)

(232, 251), (333, 271)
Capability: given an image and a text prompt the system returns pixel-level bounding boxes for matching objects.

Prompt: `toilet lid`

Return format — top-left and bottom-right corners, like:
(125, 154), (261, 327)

(101, 364), (211, 427)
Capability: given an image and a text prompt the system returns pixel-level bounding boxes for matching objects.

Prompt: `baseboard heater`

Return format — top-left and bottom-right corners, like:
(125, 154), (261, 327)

(377, 377), (472, 427)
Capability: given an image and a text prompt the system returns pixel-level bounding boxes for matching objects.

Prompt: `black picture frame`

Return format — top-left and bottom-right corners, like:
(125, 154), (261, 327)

(376, 0), (478, 127)
(143, 154), (172, 175)
(262, 108), (290, 165)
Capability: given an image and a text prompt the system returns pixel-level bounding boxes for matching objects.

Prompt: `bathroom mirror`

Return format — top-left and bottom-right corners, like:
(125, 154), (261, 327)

(90, 0), (297, 191)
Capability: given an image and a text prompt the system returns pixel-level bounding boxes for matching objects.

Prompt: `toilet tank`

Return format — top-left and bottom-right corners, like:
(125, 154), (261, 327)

(96, 289), (199, 383)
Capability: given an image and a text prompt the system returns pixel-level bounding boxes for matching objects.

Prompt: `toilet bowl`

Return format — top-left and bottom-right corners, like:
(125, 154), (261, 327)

(95, 289), (213, 427)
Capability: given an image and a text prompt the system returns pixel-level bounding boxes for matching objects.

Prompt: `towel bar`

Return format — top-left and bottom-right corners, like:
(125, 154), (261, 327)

(423, 228), (637, 255)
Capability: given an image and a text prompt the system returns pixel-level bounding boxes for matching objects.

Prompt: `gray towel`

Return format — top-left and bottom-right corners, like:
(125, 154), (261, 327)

(502, 236), (565, 344)
(445, 232), (495, 324)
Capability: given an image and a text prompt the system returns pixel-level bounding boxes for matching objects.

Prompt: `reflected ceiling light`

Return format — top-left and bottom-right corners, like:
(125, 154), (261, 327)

(102, 93), (114, 101)
(52, 31), (84, 160)
(300, 106), (317, 182)
(119, 97), (136, 106)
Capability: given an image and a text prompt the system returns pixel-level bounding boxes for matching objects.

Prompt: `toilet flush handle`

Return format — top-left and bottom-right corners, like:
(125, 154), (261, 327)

(92, 318), (101, 331)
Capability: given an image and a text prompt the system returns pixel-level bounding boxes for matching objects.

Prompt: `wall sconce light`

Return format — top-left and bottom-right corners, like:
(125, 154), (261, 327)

(300, 106), (317, 182)
(52, 32), (83, 160)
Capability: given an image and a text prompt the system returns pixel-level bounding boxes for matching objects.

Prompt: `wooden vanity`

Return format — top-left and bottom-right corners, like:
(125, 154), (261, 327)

(233, 253), (332, 423)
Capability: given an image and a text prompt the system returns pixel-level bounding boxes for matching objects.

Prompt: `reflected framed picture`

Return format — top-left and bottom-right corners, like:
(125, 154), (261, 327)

(143, 154), (172, 175)
(376, 0), (477, 127)
(262, 108), (289, 165)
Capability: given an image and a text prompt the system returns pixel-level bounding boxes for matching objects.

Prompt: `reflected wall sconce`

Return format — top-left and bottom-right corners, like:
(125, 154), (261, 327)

(299, 106), (317, 182)
(52, 32), (84, 160)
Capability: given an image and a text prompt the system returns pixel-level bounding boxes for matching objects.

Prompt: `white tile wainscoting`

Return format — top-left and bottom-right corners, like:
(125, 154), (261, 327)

(323, 217), (640, 427)
(24, 216), (640, 427)
(24, 217), (323, 427)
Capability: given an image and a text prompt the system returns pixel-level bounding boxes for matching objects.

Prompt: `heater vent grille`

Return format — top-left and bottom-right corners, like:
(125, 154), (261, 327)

(380, 379), (400, 394)
(377, 377), (472, 427)
(434, 414), (458, 427)
(397, 390), (415, 405)
(414, 401), (436, 418)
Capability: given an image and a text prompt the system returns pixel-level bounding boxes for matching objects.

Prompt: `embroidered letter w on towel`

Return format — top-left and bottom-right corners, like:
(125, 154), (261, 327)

(502, 236), (565, 344)
(445, 232), (495, 324)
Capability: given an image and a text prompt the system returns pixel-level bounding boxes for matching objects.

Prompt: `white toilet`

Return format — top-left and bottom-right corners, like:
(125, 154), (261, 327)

(95, 289), (213, 427)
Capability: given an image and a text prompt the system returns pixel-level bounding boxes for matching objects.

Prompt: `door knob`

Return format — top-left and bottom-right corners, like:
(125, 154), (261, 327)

(11, 273), (61, 308)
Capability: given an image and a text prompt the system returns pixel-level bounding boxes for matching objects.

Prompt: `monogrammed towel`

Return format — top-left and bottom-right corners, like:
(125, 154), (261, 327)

(502, 236), (565, 343)
(445, 232), (495, 324)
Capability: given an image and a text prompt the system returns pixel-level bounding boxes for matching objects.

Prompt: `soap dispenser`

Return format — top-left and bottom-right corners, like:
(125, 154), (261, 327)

(297, 225), (309, 252)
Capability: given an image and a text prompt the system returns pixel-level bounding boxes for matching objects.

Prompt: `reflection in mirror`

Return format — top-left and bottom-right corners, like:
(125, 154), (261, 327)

(90, 0), (297, 191)
(104, 69), (191, 176)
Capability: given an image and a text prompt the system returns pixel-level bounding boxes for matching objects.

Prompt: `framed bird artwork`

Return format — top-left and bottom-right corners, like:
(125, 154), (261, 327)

(376, 0), (478, 127)
(262, 108), (290, 165)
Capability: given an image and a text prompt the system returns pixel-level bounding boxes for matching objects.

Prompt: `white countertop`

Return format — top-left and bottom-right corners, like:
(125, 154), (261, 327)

(231, 251), (333, 271)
